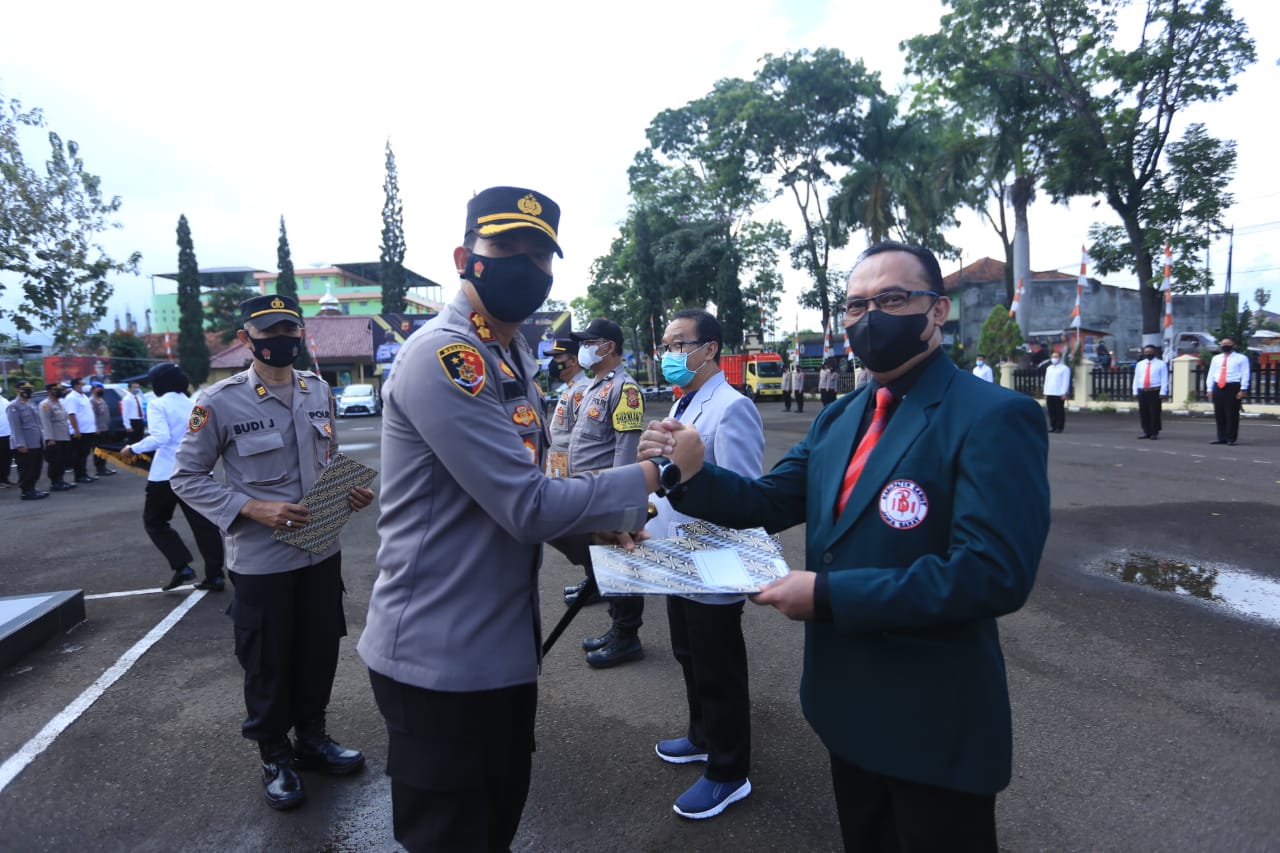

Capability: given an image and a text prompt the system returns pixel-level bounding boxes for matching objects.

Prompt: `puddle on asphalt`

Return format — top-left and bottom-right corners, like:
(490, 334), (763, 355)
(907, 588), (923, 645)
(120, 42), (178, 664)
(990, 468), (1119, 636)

(1100, 552), (1280, 626)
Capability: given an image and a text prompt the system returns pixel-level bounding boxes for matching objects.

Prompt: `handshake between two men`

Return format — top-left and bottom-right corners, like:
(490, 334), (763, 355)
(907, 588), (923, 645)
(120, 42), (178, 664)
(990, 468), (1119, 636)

(635, 418), (816, 621)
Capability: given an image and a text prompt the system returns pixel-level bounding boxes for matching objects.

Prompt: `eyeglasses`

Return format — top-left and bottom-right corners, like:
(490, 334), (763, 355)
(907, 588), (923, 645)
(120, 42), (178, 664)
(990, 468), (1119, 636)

(658, 340), (707, 356)
(843, 289), (940, 319)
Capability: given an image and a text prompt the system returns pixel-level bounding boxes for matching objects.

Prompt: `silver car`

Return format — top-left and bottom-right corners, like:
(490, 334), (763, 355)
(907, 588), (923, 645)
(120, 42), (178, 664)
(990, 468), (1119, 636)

(336, 383), (380, 417)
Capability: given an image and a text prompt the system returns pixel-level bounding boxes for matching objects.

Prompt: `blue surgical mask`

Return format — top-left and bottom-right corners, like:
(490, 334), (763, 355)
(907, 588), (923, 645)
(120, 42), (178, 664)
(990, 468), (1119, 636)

(975, 359), (984, 367)
(661, 343), (708, 386)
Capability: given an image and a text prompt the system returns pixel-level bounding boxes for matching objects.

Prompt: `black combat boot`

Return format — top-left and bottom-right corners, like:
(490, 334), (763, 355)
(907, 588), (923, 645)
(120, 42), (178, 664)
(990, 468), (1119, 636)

(259, 737), (305, 810)
(293, 719), (365, 775)
(585, 632), (644, 669)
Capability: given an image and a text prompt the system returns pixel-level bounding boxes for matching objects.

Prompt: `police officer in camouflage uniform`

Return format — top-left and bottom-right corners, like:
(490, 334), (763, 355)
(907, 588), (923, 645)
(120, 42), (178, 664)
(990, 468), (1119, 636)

(172, 294), (374, 812)
(358, 186), (697, 852)
(569, 317), (648, 669)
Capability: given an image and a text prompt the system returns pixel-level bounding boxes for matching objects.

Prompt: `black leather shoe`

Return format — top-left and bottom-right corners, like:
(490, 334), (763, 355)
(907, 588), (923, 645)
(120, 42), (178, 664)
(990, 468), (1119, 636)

(1150, 434), (1159, 440)
(293, 734), (365, 775)
(76, 476), (97, 484)
(259, 740), (305, 810)
(21, 490), (49, 500)
(1211, 440), (1227, 445)
(582, 627), (618, 652)
(1137, 434), (1150, 439)
(97, 469), (117, 476)
(586, 634), (644, 669)
(162, 566), (196, 591)
(50, 482), (75, 491)
(193, 577), (225, 592)
(1227, 440), (1237, 446)
(564, 581), (601, 607)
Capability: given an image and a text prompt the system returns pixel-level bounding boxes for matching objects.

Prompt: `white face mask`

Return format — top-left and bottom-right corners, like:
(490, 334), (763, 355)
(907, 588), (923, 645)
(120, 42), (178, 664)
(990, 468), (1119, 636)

(975, 360), (984, 367)
(578, 343), (604, 370)
(1050, 358), (1061, 365)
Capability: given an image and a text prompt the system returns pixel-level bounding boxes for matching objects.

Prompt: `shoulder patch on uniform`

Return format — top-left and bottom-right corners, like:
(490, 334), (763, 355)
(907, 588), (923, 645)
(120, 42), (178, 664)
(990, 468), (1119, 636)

(612, 383), (645, 431)
(190, 405), (210, 432)
(438, 343), (487, 397)
(512, 404), (538, 426)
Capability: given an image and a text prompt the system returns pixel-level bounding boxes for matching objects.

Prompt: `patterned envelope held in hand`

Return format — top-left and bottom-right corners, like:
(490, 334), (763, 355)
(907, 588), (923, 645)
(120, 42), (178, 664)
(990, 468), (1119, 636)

(273, 453), (377, 554)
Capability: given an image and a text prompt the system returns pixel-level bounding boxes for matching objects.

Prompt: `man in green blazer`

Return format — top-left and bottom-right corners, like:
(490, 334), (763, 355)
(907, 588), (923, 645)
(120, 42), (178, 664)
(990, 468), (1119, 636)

(641, 242), (1050, 851)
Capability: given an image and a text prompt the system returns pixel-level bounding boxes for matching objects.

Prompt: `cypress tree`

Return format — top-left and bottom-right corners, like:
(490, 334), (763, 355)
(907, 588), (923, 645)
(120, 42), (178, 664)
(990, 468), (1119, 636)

(176, 214), (210, 385)
(275, 215), (309, 368)
(380, 140), (407, 314)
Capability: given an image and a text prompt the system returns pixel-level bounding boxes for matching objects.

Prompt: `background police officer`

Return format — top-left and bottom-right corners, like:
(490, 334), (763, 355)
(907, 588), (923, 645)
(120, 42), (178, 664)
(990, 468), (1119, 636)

(7, 382), (47, 499)
(546, 337), (590, 481)
(358, 186), (698, 852)
(172, 294), (373, 812)
(569, 317), (648, 669)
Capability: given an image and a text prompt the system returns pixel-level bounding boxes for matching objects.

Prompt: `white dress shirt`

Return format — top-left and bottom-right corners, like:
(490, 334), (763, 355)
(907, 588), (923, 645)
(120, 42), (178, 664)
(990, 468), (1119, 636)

(972, 363), (994, 383)
(65, 389), (96, 435)
(0, 394), (11, 439)
(1206, 351), (1251, 391)
(1132, 357), (1169, 395)
(121, 390), (146, 421)
(129, 391), (196, 481)
(1043, 361), (1071, 396)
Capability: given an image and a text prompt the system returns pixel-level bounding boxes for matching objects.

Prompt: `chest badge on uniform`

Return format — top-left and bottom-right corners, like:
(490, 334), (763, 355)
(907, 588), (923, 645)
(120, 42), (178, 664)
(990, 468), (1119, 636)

(512, 404), (537, 426)
(586, 406), (601, 420)
(189, 405), (210, 432)
(522, 437), (538, 464)
(878, 480), (928, 530)
(499, 361), (516, 379)
(470, 312), (494, 342)
(438, 343), (487, 396)
(322, 421), (333, 437)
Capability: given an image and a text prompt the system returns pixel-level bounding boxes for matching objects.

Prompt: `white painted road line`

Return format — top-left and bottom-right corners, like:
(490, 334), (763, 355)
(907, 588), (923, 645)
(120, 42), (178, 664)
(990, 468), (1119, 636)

(0, 590), (205, 795)
(86, 586), (197, 600)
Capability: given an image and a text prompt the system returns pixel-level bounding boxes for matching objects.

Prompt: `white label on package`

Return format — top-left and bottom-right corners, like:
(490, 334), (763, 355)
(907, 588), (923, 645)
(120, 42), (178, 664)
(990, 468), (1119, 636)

(691, 549), (753, 590)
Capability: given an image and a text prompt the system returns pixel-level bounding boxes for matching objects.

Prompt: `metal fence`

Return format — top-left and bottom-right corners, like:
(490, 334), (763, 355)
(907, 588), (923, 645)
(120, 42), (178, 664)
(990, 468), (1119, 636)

(1192, 363), (1279, 404)
(1090, 366), (1136, 401)
(1012, 368), (1044, 398)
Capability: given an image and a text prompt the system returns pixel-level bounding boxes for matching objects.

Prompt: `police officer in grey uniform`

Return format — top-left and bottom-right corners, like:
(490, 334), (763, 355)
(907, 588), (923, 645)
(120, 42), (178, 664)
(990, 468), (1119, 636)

(546, 337), (600, 607)
(7, 382), (48, 499)
(172, 294), (374, 812)
(568, 317), (649, 668)
(39, 384), (75, 491)
(358, 186), (701, 853)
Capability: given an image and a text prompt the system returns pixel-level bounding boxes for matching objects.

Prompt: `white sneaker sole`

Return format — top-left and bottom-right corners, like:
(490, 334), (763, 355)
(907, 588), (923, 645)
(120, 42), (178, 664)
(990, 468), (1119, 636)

(655, 743), (708, 764)
(673, 779), (751, 819)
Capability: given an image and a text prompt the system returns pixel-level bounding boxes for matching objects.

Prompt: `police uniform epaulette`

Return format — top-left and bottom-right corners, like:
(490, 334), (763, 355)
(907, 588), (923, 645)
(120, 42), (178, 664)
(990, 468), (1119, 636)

(202, 372), (250, 397)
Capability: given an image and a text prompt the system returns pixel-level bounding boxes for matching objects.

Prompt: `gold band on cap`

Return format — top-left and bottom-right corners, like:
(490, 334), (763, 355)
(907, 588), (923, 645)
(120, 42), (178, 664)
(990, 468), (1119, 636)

(249, 308), (301, 319)
(475, 212), (558, 242)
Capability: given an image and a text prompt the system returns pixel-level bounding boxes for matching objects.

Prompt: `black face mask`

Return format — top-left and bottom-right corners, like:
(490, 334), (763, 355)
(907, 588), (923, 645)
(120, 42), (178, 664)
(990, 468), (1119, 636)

(1145, 353), (1157, 360)
(462, 252), (553, 323)
(249, 333), (301, 367)
(19, 390), (32, 399)
(548, 360), (564, 382)
(846, 310), (931, 373)
(1221, 345), (1234, 353)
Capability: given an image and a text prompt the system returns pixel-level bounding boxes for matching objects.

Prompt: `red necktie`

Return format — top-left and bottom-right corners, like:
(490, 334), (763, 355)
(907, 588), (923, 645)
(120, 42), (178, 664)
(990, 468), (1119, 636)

(1143, 361), (1152, 389)
(836, 387), (894, 516)
(1217, 355), (1228, 389)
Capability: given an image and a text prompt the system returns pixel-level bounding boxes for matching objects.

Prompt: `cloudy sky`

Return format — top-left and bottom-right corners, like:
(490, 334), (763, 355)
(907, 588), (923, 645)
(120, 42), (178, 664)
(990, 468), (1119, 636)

(1, 0), (1276, 342)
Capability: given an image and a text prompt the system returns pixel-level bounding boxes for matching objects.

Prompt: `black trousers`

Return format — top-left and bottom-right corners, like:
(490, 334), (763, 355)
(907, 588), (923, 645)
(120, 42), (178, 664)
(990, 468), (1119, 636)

(1137, 389), (1163, 436)
(829, 751), (997, 852)
(15, 446), (43, 492)
(46, 440), (69, 485)
(128, 418), (146, 444)
(89, 432), (108, 473)
(579, 551), (644, 635)
(1211, 382), (1241, 442)
(71, 433), (93, 479)
(667, 596), (751, 781)
(228, 555), (346, 742)
(783, 390), (792, 411)
(369, 670), (536, 853)
(794, 390), (805, 412)
(0, 435), (11, 483)
(1045, 395), (1065, 431)
(143, 479), (224, 577)
(822, 389), (837, 407)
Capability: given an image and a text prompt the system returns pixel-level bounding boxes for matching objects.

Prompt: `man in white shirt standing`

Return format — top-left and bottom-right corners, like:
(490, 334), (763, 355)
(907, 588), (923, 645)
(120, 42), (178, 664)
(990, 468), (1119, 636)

(1206, 338), (1251, 445)
(1132, 345), (1169, 440)
(1042, 352), (1072, 433)
(121, 381), (147, 443)
(972, 354), (994, 383)
(0, 390), (13, 488)
(65, 377), (97, 484)
(121, 363), (226, 591)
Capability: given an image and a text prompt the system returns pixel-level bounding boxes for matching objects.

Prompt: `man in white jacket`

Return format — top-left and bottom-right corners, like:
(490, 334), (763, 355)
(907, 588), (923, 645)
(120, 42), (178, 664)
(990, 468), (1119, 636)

(1042, 352), (1072, 433)
(122, 363), (226, 591)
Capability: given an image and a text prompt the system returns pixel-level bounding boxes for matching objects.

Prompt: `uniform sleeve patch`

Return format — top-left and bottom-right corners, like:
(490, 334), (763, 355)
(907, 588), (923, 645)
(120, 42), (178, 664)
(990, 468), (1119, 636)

(189, 405), (210, 432)
(612, 383), (645, 431)
(438, 343), (487, 397)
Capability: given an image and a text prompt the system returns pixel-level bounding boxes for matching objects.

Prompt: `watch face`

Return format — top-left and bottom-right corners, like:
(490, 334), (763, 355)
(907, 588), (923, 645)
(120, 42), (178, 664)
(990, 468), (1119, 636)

(660, 462), (681, 490)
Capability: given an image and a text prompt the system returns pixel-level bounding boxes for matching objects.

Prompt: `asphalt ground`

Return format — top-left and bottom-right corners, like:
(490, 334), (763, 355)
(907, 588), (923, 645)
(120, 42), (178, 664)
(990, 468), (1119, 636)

(0, 402), (1277, 852)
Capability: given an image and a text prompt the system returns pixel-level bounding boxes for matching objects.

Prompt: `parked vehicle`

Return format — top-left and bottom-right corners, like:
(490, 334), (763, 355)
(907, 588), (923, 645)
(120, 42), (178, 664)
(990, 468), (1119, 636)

(336, 383), (380, 417)
(720, 352), (785, 400)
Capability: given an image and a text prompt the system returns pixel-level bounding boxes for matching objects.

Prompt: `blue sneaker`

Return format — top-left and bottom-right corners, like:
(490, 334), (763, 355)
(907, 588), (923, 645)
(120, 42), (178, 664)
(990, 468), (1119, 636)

(673, 775), (751, 819)
(655, 737), (708, 764)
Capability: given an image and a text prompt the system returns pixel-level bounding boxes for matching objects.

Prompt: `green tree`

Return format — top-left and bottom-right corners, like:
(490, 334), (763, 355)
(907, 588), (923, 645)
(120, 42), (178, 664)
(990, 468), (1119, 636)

(206, 282), (257, 343)
(176, 215), (210, 385)
(1, 93), (44, 295)
(976, 305), (1025, 366)
(379, 140), (407, 314)
(275, 215), (308, 369)
(922, 0), (1254, 345)
(7, 131), (141, 351)
(107, 329), (152, 380)
(1214, 296), (1251, 352)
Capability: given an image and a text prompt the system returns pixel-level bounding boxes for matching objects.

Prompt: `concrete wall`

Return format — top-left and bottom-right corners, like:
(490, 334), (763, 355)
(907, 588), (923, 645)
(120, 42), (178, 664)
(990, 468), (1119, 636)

(955, 277), (1230, 360)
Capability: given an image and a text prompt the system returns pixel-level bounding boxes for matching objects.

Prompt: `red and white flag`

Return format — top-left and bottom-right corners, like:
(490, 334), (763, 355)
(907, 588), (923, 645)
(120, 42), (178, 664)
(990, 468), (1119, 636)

(822, 324), (833, 360)
(1161, 242), (1174, 358)
(1071, 247), (1085, 330)
(1009, 277), (1024, 319)
(164, 332), (172, 361)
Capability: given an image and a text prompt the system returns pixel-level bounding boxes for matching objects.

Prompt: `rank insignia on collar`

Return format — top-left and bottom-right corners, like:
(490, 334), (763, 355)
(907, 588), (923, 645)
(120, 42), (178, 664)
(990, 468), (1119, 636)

(298, 376), (308, 391)
(255, 383), (268, 398)
(500, 361), (516, 379)
(512, 404), (537, 426)
(189, 405), (210, 432)
(438, 343), (487, 397)
(470, 312), (494, 342)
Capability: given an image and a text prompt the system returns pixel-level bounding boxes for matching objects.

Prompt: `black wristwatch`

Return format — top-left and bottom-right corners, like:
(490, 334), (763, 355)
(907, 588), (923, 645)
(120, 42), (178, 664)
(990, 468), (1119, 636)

(650, 455), (682, 498)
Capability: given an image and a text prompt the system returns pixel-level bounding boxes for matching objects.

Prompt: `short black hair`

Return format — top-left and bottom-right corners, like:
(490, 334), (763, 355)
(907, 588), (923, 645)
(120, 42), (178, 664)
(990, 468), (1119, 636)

(855, 241), (946, 295)
(672, 308), (723, 362)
